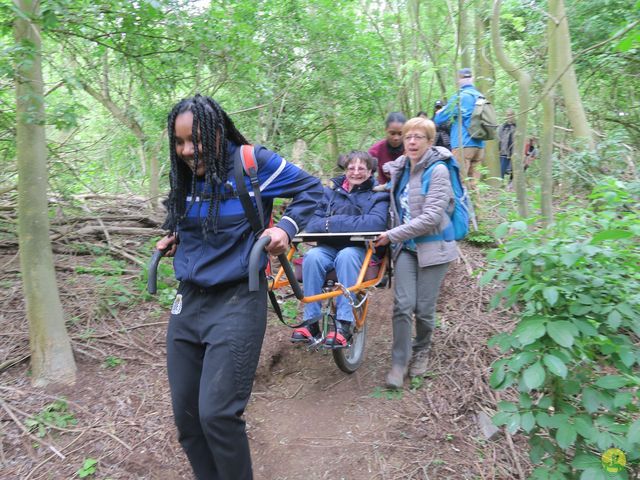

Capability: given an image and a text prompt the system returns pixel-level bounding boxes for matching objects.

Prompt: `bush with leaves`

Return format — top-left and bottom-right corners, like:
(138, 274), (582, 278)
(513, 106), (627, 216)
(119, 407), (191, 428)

(482, 178), (640, 479)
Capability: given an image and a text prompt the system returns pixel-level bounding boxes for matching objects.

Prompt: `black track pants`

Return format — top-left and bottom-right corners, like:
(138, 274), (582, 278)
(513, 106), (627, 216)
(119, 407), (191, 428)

(166, 278), (267, 480)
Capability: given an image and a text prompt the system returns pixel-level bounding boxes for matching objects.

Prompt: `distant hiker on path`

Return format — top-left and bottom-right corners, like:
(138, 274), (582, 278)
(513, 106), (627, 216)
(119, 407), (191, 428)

(368, 112), (406, 186)
(155, 94), (322, 480)
(498, 109), (516, 180)
(434, 68), (486, 191)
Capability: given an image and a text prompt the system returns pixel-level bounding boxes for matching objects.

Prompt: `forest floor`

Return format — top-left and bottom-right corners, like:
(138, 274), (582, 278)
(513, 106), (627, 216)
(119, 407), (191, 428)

(0, 206), (533, 479)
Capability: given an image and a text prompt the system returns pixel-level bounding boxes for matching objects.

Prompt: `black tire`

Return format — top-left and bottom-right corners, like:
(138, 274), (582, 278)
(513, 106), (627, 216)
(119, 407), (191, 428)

(332, 298), (368, 373)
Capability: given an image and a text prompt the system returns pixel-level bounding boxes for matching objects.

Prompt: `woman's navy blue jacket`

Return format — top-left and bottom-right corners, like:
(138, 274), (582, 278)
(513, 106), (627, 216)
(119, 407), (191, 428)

(304, 175), (389, 249)
(173, 142), (322, 288)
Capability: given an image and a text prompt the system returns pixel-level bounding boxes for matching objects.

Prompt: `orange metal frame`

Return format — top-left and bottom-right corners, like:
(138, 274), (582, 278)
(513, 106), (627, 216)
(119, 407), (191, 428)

(269, 240), (388, 315)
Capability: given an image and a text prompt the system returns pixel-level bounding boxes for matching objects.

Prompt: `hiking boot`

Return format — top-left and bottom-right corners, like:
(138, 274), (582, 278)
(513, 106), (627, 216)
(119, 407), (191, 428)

(409, 349), (429, 378)
(324, 320), (352, 347)
(385, 364), (407, 390)
(290, 320), (320, 343)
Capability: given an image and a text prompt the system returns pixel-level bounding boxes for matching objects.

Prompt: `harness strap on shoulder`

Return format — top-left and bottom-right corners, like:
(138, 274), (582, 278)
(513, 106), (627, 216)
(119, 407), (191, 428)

(234, 145), (264, 237)
(235, 145), (296, 326)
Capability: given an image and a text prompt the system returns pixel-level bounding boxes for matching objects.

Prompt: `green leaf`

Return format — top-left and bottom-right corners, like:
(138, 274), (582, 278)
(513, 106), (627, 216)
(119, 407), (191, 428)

(492, 411), (511, 426)
(489, 360), (506, 388)
(591, 229), (633, 243)
(607, 310), (622, 330)
(580, 468), (607, 480)
(572, 453), (601, 469)
(547, 321), (576, 348)
(574, 416), (597, 440)
(523, 361), (546, 390)
(556, 423), (577, 449)
(479, 268), (498, 286)
(497, 401), (518, 412)
(595, 375), (628, 389)
(512, 221), (527, 231)
(613, 392), (633, 409)
(543, 287), (559, 306)
(521, 411), (536, 433)
(628, 419), (640, 445)
(543, 354), (568, 379)
(495, 222), (510, 238)
(582, 388), (600, 413)
(515, 320), (546, 346)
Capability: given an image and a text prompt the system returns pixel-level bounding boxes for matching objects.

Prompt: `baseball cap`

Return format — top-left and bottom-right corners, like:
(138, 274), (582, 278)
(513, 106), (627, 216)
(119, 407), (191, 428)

(434, 100), (443, 107)
(458, 68), (473, 78)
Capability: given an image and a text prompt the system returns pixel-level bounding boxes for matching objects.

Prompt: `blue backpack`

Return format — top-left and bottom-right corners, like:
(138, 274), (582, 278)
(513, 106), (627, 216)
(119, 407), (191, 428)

(419, 157), (470, 242)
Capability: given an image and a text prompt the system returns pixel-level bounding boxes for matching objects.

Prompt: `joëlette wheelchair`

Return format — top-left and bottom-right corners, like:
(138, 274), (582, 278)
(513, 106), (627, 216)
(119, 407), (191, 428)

(148, 231), (389, 374)
(254, 232), (389, 373)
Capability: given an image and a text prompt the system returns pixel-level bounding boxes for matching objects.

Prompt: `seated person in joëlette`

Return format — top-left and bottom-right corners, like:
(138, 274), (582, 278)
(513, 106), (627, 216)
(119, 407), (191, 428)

(291, 151), (390, 347)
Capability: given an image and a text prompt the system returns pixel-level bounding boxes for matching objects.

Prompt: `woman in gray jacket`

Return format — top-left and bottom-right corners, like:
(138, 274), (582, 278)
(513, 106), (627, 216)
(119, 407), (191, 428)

(375, 117), (458, 389)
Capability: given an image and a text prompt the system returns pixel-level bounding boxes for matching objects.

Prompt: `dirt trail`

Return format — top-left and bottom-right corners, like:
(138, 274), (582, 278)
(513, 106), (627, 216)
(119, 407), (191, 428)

(0, 245), (529, 479)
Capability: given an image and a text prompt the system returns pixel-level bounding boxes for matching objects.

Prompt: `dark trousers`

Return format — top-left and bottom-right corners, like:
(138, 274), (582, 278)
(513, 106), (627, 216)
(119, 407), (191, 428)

(500, 155), (512, 179)
(166, 278), (267, 480)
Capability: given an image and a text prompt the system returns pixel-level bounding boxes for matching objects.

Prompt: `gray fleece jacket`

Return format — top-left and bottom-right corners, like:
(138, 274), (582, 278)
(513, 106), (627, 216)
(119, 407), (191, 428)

(384, 146), (459, 267)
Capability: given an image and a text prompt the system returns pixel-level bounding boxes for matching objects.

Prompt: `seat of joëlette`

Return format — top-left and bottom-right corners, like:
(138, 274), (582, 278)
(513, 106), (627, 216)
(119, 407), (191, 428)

(289, 232), (384, 284)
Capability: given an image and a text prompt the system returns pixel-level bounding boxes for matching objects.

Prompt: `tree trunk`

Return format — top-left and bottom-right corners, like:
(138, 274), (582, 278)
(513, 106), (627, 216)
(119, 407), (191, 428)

(475, 5), (500, 181)
(539, 13), (557, 226)
(14, 0), (76, 387)
(458, 0), (472, 69)
(548, 0), (595, 149)
(491, 0), (530, 218)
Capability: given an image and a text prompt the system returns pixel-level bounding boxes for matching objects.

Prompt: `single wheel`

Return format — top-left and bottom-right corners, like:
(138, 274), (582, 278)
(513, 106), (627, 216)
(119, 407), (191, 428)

(332, 297), (369, 373)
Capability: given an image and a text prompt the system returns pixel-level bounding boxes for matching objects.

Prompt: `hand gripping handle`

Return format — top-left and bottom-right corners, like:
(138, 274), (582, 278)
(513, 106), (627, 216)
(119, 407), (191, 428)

(248, 236), (303, 299)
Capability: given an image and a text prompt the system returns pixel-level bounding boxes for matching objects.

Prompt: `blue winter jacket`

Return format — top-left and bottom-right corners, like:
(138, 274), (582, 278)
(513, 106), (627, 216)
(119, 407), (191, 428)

(304, 175), (389, 249)
(173, 142), (323, 287)
(434, 84), (485, 149)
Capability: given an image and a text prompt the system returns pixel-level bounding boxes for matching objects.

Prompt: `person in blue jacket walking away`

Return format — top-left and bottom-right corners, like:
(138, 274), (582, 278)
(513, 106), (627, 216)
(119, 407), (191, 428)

(155, 94), (322, 480)
(434, 68), (486, 191)
(290, 151), (389, 347)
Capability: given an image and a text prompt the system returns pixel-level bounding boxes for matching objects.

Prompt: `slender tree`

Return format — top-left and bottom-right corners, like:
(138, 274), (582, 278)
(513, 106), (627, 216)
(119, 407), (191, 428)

(491, 0), (530, 218)
(548, 0), (595, 149)
(14, 0), (76, 386)
(474, 2), (500, 180)
(539, 11), (558, 225)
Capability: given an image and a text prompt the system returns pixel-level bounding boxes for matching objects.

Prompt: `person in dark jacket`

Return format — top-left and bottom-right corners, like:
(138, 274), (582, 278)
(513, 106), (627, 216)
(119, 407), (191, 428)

(155, 94), (322, 480)
(291, 151), (389, 347)
(498, 109), (516, 179)
(368, 112), (406, 185)
(433, 100), (451, 150)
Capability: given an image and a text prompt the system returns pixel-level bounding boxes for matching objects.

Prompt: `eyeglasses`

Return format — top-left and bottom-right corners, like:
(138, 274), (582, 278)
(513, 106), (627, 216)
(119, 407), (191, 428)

(405, 134), (427, 141)
(347, 166), (370, 172)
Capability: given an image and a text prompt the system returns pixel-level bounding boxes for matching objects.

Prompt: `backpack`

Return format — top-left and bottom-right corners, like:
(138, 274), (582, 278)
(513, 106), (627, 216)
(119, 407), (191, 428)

(465, 91), (498, 141)
(420, 157), (470, 241)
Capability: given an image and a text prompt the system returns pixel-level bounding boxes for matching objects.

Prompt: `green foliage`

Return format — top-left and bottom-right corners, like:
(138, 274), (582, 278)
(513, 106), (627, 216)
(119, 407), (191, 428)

(465, 227), (496, 247)
(76, 255), (127, 275)
(25, 399), (77, 438)
(485, 178), (640, 476)
(370, 386), (404, 400)
(76, 458), (98, 478)
(103, 355), (123, 369)
(281, 299), (299, 321)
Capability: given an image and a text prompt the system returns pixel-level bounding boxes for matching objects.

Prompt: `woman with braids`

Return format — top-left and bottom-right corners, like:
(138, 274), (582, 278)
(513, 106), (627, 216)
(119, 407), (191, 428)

(155, 94), (322, 480)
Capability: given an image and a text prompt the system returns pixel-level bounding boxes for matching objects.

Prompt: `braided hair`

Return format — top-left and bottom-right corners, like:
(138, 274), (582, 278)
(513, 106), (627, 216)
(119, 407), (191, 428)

(162, 94), (248, 233)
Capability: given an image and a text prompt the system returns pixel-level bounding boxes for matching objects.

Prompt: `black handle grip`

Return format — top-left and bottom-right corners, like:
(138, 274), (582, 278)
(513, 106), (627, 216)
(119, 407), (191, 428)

(147, 249), (165, 294)
(277, 253), (304, 300)
(248, 236), (304, 300)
